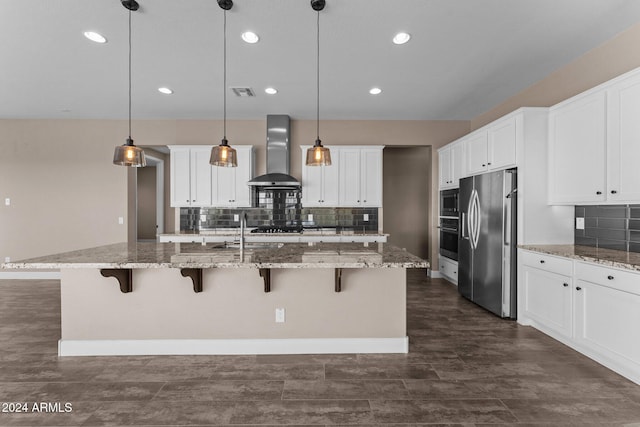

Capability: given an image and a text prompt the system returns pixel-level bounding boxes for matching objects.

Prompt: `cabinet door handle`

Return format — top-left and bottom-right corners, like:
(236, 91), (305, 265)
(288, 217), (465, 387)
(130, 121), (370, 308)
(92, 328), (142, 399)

(357, 200), (360, 203)
(596, 191), (602, 195)
(487, 162), (492, 165)
(611, 190), (617, 194)
(576, 286), (582, 291)
(482, 164), (486, 167)
(539, 260), (545, 264)
(563, 283), (569, 287)
(607, 275), (614, 280)
(364, 200), (367, 202)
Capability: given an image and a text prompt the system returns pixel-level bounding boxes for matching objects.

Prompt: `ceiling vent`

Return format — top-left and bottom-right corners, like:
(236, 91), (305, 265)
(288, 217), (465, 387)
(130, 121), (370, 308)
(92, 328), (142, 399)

(231, 87), (256, 97)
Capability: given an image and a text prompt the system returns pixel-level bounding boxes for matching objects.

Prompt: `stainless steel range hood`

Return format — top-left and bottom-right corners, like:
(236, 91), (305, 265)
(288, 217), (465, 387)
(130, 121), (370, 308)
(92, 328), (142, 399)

(247, 115), (300, 188)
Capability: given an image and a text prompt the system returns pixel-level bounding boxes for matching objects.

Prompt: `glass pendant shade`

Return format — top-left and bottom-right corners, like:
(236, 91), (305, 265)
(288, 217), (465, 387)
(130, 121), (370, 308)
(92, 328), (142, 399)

(113, 138), (146, 167)
(306, 139), (331, 166)
(210, 139), (237, 167)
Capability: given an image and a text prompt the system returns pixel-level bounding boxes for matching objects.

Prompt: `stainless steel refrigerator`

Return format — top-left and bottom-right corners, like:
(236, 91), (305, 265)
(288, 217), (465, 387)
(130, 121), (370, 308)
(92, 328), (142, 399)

(458, 168), (517, 319)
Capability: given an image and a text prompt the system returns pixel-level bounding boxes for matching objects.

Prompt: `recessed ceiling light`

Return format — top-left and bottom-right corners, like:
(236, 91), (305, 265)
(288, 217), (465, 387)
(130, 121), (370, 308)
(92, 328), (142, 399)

(158, 87), (174, 95)
(392, 32), (411, 45)
(265, 87), (278, 95)
(84, 31), (107, 44)
(369, 88), (382, 95)
(241, 31), (260, 44)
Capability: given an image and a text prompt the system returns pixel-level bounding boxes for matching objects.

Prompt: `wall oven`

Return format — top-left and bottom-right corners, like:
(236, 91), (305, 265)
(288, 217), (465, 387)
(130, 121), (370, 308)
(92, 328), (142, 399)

(439, 217), (459, 261)
(440, 188), (459, 217)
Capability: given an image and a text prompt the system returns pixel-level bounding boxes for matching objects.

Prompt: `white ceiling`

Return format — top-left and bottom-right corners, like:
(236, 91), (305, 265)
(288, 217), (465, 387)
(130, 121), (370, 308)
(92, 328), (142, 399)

(2, 0), (640, 121)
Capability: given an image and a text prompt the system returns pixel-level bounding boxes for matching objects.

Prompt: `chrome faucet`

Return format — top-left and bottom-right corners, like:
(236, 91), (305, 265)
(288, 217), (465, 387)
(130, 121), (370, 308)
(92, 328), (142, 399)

(240, 211), (247, 259)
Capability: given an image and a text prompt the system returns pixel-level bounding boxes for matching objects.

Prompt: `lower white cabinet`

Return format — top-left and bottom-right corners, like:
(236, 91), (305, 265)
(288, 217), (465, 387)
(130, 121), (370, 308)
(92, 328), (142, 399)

(521, 254), (573, 340)
(520, 249), (640, 385)
(438, 255), (458, 285)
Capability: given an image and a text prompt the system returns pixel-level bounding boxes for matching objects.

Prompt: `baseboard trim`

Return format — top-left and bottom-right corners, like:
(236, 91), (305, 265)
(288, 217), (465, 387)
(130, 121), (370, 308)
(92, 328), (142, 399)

(0, 271), (61, 280)
(58, 337), (409, 356)
(429, 270), (443, 278)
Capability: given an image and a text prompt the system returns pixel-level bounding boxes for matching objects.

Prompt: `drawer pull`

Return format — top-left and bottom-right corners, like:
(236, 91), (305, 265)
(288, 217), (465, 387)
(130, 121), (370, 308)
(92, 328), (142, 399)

(607, 275), (614, 280)
(563, 283), (569, 287)
(596, 191), (602, 195)
(576, 286), (582, 291)
(539, 260), (545, 264)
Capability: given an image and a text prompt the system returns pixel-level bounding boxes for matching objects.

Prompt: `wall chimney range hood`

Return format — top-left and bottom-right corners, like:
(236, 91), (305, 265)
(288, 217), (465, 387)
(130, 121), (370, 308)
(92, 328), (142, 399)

(247, 115), (300, 188)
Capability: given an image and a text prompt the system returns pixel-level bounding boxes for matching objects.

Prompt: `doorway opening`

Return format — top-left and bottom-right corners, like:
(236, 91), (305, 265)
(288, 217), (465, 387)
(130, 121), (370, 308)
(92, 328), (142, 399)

(382, 146), (431, 261)
(136, 153), (164, 241)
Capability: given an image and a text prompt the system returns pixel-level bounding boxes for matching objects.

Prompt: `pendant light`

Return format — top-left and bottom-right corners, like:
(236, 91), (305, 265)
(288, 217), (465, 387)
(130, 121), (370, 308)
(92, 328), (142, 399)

(210, 0), (238, 167)
(113, 0), (146, 167)
(306, 0), (331, 166)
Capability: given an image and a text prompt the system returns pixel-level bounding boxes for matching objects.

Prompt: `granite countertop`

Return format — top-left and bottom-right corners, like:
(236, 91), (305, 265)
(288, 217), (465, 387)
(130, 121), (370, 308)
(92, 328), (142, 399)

(1, 242), (428, 270)
(519, 244), (640, 272)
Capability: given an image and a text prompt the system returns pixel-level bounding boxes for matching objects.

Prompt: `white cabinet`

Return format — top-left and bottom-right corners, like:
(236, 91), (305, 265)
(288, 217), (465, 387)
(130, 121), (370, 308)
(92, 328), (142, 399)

(339, 147), (384, 207)
(438, 255), (458, 285)
(438, 142), (465, 189)
(574, 262), (640, 383)
(521, 252), (573, 340)
(169, 146), (212, 207)
(465, 115), (518, 176)
(519, 249), (640, 385)
(213, 145), (254, 207)
(465, 131), (489, 175)
(548, 91), (607, 204)
(170, 145), (253, 208)
(607, 72), (640, 202)
(300, 146), (339, 207)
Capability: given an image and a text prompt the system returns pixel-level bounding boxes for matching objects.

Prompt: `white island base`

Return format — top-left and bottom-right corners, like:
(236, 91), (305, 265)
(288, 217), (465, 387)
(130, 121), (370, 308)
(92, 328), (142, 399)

(59, 267), (407, 356)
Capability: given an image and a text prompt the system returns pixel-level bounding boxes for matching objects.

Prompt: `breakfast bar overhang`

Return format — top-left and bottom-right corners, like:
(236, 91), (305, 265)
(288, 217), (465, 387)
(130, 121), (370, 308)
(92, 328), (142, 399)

(2, 242), (428, 356)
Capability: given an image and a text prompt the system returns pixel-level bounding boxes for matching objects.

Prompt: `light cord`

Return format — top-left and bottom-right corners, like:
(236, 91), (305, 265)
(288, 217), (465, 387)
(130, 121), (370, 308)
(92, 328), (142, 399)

(316, 9), (320, 142)
(223, 9), (227, 141)
(128, 6), (132, 140)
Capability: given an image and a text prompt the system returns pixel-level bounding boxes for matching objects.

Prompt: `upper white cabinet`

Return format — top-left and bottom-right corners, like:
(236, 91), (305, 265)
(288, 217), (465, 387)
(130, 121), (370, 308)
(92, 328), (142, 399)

(548, 67), (640, 205)
(438, 141), (464, 189)
(169, 145), (253, 208)
(214, 145), (254, 207)
(464, 115), (518, 176)
(548, 91), (607, 204)
(301, 146), (383, 207)
(169, 146), (212, 207)
(339, 147), (384, 207)
(465, 131), (489, 175)
(301, 146), (340, 207)
(607, 72), (640, 202)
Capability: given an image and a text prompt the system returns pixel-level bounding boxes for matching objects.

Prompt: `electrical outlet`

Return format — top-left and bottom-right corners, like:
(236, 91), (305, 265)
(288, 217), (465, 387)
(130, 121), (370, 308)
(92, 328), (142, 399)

(275, 308), (285, 323)
(4, 257), (10, 263)
(576, 217), (585, 230)
(234, 214), (239, 222)
(118, 217), (124, 225)
(363, 214), (369, 222)
(4, 198), (10, 206)
(308, 214), (313, 221)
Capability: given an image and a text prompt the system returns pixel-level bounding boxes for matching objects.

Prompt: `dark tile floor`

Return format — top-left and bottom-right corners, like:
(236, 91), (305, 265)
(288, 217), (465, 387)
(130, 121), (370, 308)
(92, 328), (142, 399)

(1, 271), (640, 426)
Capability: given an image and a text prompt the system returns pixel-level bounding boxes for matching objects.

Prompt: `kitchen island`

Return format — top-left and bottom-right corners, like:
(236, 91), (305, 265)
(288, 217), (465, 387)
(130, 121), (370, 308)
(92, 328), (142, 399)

(2, 241), (427, 356)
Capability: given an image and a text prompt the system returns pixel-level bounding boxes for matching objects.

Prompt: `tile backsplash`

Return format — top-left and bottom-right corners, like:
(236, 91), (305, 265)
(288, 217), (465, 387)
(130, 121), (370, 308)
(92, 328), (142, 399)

(575, 205), (640, 252)
(181, 207), (379, 232)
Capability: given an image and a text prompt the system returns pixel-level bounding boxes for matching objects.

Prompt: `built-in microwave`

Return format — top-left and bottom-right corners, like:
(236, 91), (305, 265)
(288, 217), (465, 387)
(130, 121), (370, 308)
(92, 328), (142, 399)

(440, 189), (459, 217)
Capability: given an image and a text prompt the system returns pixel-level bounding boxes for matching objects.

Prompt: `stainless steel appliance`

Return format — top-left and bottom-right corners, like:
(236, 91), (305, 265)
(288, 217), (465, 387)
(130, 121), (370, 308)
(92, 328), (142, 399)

(458, 168), (517, 318)
(440, 188), (459, 217)
(439, 217), (459, 261)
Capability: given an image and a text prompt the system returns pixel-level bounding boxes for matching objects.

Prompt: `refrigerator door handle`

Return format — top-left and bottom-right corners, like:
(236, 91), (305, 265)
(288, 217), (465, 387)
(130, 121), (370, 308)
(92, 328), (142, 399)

(461, 212), (469, 240)
(471, 190), (481, 250)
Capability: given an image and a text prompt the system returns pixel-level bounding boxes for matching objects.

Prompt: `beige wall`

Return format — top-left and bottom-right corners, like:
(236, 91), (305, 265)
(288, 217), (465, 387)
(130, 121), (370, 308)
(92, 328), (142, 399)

(1, 119), (467, 268)
(472, 22), (640, 130)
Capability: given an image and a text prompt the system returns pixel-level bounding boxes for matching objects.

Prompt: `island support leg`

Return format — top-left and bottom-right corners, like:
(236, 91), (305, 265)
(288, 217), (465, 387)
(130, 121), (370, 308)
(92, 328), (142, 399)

(335, 268), (342, 292)
(99, 269), (133, 293)
(180, 268), (203, 293)
(259, 268), (271, 293)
